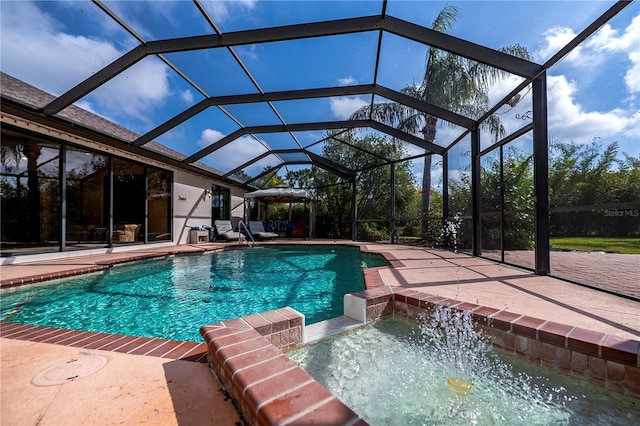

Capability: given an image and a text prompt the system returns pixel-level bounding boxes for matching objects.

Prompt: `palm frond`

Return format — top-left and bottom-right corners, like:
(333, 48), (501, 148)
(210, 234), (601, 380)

(431, 5), (459, 34)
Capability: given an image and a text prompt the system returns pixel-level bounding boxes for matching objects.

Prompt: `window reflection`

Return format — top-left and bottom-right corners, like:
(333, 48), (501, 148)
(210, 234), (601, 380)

(211, 184), (230, 222)
(65, 147), (109, 249)
(112, 159), (145, 244)
(148, 167), (172, 241)
(1, 127), (175, 256)
(0, 133), (60, 255)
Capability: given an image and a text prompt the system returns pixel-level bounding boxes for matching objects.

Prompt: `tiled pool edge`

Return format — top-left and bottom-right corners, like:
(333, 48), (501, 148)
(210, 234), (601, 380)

(195, 247), (398, 425)
(199, 307), (365, 426)
(0, 322), (209, 362)
(0, 243), (377, 289)
(201, 285), (639, 426)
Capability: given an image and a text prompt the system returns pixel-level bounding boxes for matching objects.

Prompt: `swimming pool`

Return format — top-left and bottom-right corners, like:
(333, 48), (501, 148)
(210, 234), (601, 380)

(1, 245), (386, 342)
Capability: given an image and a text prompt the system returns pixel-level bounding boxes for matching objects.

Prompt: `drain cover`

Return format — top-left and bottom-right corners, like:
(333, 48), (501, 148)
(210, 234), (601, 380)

(32, 354), (108, 386)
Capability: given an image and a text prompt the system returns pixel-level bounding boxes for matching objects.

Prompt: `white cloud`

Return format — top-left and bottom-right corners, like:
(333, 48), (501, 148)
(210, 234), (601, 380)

(430, 162), (443, 188)
(0, 1), (172, 124)
(537, 13), (640, 94)
(197, 129), (270, 173)
(181, 89), (195, 105)
(197, 129), (226, 148)
(1, 2), (121, 95)
(536, 26), (577, 63)
(409, 156), (444, 191)
(619, 14), (640, 93)
(237, 44), (258, 61)
(329, 96), (368, 119)
(200, 0), (257, 24)
(481, 74), (639, 146)
(626, 49), (640, 93)
(338, 76), (358, 86)
(447, 169), (469, 185)
(547, 75), (638, 141)
(92, 58), (171, 124)
(488, 75), (528, 107)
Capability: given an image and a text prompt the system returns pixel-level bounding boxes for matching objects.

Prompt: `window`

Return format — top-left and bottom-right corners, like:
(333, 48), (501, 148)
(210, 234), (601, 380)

(65, 146), (109, 249)
(1, 126), (175, 255)
(148, 166), (172, 241)
(211, 184), (230, 222)
(1, 132), (61, 255)
(112, 158), (145, 244)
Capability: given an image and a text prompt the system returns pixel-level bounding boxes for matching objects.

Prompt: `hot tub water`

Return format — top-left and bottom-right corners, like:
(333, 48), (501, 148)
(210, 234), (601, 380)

(287, 308), (639, 425)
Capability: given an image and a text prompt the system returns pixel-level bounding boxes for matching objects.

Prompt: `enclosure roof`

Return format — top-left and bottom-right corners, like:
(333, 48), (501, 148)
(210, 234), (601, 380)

(0, 1), (633, 188)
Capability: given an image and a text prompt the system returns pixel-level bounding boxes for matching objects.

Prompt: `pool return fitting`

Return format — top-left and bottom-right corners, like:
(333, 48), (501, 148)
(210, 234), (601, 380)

(447, 377), (473, 394)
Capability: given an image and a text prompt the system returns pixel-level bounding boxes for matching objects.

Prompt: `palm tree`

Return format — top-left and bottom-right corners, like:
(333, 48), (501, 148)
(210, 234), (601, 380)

(351, 5), (530, 238)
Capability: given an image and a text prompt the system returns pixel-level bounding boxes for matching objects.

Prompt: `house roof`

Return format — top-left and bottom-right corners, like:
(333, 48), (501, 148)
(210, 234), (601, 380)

(1, 71), (244, 186)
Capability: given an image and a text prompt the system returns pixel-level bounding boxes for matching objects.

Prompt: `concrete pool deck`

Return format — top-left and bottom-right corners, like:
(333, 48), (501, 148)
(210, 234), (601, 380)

(1, 240), (638, 424)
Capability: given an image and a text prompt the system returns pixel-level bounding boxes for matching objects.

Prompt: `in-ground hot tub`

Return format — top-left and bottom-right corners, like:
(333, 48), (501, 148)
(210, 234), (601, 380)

(200, 286), (640, 425)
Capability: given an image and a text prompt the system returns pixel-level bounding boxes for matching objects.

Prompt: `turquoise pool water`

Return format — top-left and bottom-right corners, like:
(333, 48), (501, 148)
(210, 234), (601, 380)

(1, 246), (386, 342)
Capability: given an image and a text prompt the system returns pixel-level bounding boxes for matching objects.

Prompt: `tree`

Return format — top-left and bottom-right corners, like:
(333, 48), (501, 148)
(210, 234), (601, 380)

(286, 132), (417, 240)
(549, 140), (640, 238)
(481, 147), (534, 250)
(351, 5), (530, 238)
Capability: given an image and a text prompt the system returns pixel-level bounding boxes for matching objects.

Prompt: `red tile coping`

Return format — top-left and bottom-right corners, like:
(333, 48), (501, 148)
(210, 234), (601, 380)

(371, 251), (406, 268)
(0, 322), (207, 363)
(94, 253), (173, 265)
(0, 265), (110, 289)
(200, 309), (362, 426)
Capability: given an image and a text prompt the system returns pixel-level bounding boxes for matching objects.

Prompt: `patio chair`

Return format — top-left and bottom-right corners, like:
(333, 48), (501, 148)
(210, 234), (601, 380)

(213, 220), (243, 241)
(249, 221), (278, 240)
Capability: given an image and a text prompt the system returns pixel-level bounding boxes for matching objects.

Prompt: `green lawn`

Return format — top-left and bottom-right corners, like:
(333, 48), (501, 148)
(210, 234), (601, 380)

(550, 237), (640, 254)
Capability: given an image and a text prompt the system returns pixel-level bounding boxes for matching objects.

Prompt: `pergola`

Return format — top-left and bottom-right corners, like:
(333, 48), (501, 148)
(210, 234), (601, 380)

(2, 1), (634, 276)
(244, 187), (313, 236)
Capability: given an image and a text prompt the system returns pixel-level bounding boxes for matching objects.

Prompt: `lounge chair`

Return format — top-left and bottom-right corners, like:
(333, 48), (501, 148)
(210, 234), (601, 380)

(249, 221), (278, 240)
(213, 220), (243, 241)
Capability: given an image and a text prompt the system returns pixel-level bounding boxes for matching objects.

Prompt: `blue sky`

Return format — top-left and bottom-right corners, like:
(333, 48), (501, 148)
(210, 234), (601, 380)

(1, 1), (638, 186)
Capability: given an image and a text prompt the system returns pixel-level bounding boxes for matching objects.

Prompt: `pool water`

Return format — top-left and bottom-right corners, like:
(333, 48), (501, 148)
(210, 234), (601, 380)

(287, 316), (640, 425)
(1, 246), (385, 342)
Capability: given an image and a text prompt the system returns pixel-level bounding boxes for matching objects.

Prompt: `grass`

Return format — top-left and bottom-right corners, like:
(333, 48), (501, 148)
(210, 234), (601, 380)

(550, 237), (640, 254)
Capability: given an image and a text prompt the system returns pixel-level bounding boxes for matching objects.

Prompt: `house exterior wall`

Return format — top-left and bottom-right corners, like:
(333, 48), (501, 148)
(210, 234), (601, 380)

(173, 171), (213, 245)
(0, 112), (247, 263)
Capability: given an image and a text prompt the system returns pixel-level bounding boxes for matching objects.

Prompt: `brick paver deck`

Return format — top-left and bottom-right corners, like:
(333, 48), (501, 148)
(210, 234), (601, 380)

(476, 250), (639, 298)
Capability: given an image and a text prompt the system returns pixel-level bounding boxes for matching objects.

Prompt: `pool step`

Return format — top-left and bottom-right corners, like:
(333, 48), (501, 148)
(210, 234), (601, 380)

(304, 316), (364, 344)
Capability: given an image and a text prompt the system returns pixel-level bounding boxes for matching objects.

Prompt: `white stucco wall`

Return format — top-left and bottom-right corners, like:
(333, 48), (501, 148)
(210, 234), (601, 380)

(172, 171), (211, 244)
(230, 186), (247, 224)
(173, 171), (246, 244)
